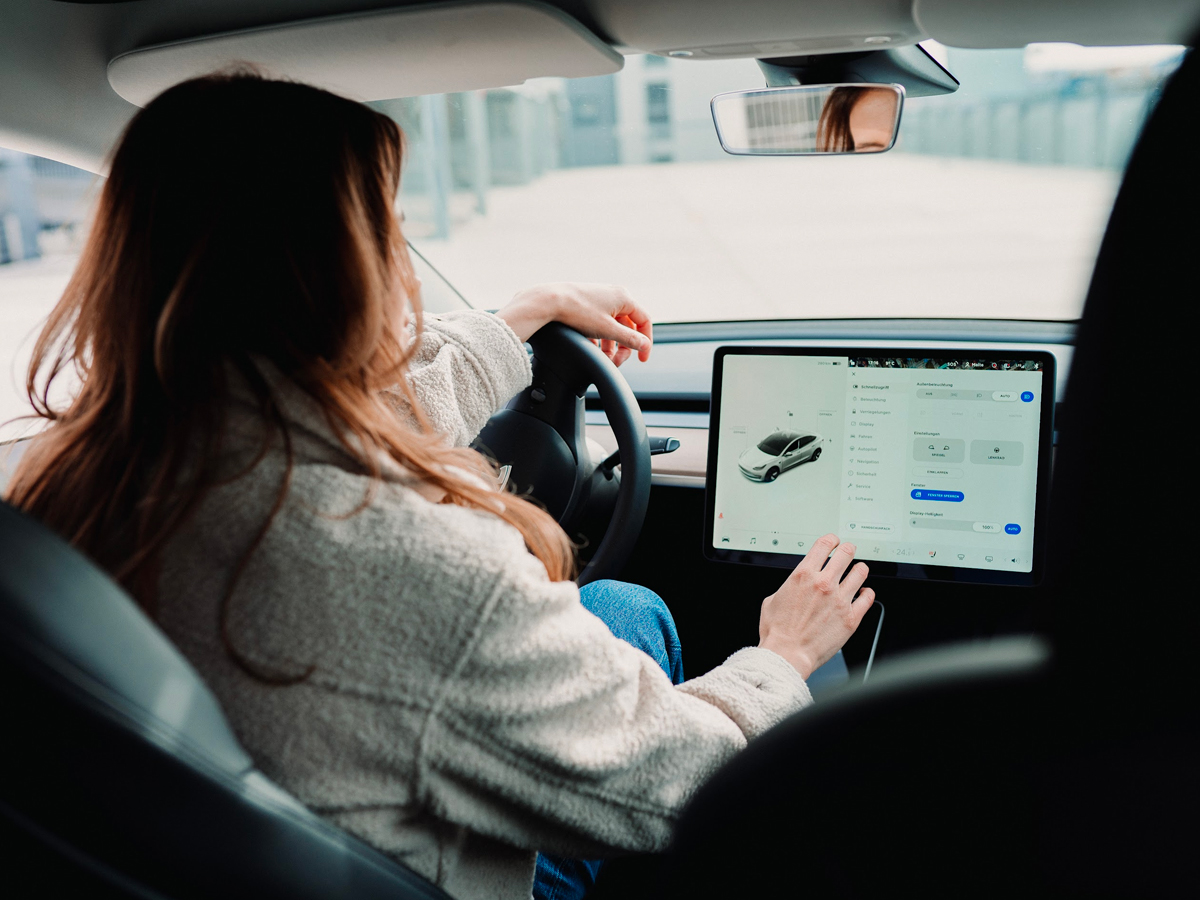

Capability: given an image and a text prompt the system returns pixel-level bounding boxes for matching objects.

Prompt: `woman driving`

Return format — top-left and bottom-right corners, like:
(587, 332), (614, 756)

(5, 74), (875, 900)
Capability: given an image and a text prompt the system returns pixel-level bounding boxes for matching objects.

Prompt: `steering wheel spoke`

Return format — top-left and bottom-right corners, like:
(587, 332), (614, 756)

(472, 323), (651, 584)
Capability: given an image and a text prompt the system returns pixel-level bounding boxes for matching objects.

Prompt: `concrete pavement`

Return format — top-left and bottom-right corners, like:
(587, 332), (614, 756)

(412, 154), (1118, 321)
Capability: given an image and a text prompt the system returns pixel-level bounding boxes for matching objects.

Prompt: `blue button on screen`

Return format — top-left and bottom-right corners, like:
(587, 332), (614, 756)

(1020, 391), (1034, 402)
(1005, 523), (1021, 534)
(911, 489), (964, 502)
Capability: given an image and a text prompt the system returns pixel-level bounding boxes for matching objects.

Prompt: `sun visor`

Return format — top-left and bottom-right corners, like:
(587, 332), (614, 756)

(107, 1), (624, 107)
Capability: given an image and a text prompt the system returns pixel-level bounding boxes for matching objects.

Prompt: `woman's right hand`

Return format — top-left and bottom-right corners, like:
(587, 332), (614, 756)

(757, 534), (875, 679)
(495, 283), (652, 366)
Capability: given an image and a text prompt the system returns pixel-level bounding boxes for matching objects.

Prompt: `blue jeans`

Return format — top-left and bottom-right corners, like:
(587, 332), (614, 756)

(530, 581), (847, 900)
(532, 580), (685, 900)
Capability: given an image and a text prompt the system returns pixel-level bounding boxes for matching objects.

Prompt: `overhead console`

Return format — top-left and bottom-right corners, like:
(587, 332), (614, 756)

(704, 346), (1056, 585)
(590, 0), (925, 60)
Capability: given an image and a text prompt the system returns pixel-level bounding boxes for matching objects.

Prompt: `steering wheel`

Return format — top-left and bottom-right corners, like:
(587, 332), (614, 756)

(473, 323), (651, 585)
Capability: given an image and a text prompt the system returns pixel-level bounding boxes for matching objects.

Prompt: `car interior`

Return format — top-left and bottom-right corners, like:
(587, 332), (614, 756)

(1, 1), (1196, 897)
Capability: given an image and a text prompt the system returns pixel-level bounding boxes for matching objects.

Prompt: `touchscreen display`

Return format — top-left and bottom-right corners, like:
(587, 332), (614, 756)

(708, 351), (1051, 577)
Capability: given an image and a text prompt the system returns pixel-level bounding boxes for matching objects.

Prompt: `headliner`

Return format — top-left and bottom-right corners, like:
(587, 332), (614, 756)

(1, 0), (1197, 171)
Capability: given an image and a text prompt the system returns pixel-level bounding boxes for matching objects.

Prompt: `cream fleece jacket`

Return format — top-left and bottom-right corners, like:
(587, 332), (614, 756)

(156, 309), (812, 900)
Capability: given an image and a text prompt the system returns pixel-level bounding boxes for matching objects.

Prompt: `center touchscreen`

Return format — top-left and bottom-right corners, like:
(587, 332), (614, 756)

(705, 348), (1054, 583)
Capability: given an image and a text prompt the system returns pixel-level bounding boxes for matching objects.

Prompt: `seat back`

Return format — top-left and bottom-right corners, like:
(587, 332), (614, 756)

(654, 38), (1200, 900)
(0, 500), (451, 900)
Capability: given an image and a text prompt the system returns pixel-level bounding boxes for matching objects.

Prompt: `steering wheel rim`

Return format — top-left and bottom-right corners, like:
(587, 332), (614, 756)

(473, 323), (651, 585)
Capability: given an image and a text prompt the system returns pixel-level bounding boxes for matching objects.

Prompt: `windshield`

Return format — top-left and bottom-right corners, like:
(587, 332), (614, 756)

(757, 433), (795, 454)
(383, 44), (1181, 323)
(0, 43), (1183, 440)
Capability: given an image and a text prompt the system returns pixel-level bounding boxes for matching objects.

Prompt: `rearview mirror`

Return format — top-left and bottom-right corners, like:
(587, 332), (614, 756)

(710, 83), (903, 156)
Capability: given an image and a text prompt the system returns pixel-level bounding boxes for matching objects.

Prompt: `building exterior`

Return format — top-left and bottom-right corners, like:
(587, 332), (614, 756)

(1, 151), (97, 263)
(609, 55), (762, 165)
(897, 47), (1174, 168)
(0, 47), (1179, 256)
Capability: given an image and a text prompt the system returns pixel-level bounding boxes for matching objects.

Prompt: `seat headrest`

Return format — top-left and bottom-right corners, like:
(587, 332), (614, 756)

(0, 501), (251, 772)
(1046, 45), (1199, 696)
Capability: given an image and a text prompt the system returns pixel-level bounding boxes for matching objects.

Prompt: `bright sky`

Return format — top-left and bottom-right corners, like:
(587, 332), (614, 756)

(1023, 42), (1185, 73)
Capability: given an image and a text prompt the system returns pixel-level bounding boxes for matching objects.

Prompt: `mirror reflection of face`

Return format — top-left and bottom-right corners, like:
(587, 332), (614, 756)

(713, 84), (900, 155)
(816, 86), (899, 153)
(848, 88), (899, 152)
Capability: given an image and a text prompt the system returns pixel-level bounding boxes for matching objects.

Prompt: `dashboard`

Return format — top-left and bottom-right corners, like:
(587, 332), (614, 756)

(2, 319), (1074, 507)
(585, 319), (1074, 490)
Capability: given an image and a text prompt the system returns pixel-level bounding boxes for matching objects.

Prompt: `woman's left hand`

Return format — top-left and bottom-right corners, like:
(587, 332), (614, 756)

(495, 282), (652, 366)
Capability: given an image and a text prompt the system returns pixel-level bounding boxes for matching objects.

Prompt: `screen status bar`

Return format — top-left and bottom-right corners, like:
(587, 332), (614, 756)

(848, 357), (1044, 371)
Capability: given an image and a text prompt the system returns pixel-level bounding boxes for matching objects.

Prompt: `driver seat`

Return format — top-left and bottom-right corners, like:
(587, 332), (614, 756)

(651, 36), (1200, 900)
(0, 499), (452, 900)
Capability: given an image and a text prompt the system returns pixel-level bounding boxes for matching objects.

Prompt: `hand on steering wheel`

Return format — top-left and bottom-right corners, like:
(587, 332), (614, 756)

(496, 283), (653, 366)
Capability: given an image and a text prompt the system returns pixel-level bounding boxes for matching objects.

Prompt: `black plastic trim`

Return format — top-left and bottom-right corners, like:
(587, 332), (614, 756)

(586, 393), (709, 413)
(650, 319), (1078, 345)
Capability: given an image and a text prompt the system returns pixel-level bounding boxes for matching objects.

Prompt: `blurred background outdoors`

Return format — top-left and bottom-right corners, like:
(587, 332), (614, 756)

(0, 43), (1185, 436)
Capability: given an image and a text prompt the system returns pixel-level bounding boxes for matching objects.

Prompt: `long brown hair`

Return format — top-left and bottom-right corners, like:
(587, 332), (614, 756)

(5, 72), (574, 620)
(816, 86), (869, 152)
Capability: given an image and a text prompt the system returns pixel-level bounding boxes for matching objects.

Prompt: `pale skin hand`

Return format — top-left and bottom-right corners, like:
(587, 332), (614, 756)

(758, 534), (876, 679)
(494, 282), (653, 366)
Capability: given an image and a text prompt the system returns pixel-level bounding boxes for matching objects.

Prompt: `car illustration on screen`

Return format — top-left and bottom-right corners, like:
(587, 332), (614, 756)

(738, 431), (824, 482)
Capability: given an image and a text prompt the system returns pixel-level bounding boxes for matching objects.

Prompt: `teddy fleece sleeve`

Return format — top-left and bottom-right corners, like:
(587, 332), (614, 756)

(414, 542), (811, 859)
(383, 309), (532, 446)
